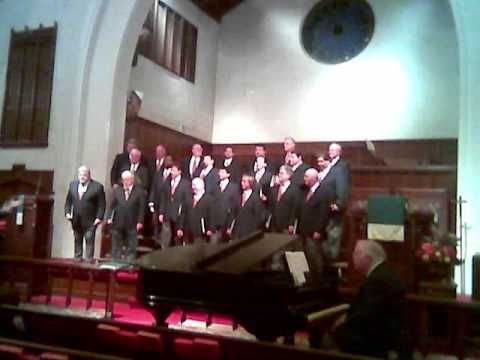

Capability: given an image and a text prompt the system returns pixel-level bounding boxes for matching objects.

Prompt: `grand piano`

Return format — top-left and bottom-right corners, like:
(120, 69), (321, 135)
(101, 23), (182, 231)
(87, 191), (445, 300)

(136, 232), (339, 341)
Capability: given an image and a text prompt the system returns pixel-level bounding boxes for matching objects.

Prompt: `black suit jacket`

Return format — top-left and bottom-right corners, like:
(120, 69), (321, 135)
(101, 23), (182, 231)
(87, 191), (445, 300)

(219, 158), (242, 183)
(110, 152), (130, 187)
(267, 183), (300, 232)
(179, 193), (216, 238)
(64, 180), (106, 229)
(149, 171), (170, 208)
(215, 181), (240, 229)
(106, 186), (145, 231)
(182, 156), (204, 180)
(159, 177), (191, 223)
(119, 162), (150, 193)
(335, 262), (406, 357)
(202, 168), (220, 196)
(148, 157), (166, 186)
(110, 152), (148, 186)
(321, 158), (350, 211)
(229, 192), (265, 240)
(297, 184), (333, 238)
(253, 170), (272, 198)
(291, 162), (310, 190)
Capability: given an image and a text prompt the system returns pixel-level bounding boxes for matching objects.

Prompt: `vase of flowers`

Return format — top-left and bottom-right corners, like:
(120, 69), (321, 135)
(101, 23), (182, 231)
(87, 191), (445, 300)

(415, 226), (459, 297)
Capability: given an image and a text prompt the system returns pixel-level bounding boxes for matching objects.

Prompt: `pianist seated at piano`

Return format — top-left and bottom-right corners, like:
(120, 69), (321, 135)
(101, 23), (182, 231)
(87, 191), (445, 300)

(327, 239), (408, 358)
(176, 177), (216, 244)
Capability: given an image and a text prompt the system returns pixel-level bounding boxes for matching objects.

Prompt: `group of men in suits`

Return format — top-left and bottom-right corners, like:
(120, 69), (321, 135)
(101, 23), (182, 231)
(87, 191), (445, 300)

(64, 137), (350, 269)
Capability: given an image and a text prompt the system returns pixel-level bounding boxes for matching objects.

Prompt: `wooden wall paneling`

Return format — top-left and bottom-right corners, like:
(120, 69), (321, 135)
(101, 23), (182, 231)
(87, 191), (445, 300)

(124, 117), (211, 163)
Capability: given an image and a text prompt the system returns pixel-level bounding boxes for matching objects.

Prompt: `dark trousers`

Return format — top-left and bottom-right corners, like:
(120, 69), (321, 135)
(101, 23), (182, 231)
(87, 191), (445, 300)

(73, 225), (96, 260)
(301, 236), (325, 285)
(111, 228), (138, 262)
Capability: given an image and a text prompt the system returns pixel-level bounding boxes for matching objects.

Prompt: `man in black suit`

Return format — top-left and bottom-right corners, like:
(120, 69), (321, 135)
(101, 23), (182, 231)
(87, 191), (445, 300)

(110, 138), (137, 187)
(158, 163), (191, 247)
(177, 178), (215, 244)
(297, 168), (333, 283)
(288, 151), (309, 190)
(333, 240), (406, 357)
(250, 144), (275, 174)
(199, 154), (220, 196)
(321, 143), (351, 260)
(253, 156), (273, 199)
(182, 143), (204, 180)
(106, 171), (145, 262)
(214, 167), (240, 242)
(148, 144), (167, 184)
(148, 155), (173, 245)
(64, 166), (106, 261)
(267, 165), (300, 234)
(283, 136), (296, 166)
(118, 148), (150, 194)
(227, 174), (265, 240)
(219, 146), (241, 183)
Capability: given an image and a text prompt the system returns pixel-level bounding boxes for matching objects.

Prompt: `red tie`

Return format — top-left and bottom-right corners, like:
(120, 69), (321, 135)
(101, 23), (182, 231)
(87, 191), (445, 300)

(306, 189), (314, 201)
(171, 181), (177, 195)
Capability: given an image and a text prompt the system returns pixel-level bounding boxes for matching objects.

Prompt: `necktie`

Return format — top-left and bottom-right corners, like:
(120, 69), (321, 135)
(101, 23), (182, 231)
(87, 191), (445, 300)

(171, 180), (177, 195)
(277, 187), (284, 202)
(163, 169), (169, 180)
(130, 163), (137, 173)
(306, 188), (314, 201)
(78, 183), (86, 200)
(241, 193), (248, 207)
(191, 157), (199, 176)
(125, 188), (130, 200)
(156, 159), (162, 172)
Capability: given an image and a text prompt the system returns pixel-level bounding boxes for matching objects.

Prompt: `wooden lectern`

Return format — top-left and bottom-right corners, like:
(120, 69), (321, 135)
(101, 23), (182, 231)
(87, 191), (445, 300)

(0, 195), (54, 258)
(0, 164), (54, 259)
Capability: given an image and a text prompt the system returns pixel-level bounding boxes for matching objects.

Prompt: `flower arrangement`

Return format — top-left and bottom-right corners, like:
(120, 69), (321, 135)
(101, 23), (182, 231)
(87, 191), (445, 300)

(416, 226), (460, 265)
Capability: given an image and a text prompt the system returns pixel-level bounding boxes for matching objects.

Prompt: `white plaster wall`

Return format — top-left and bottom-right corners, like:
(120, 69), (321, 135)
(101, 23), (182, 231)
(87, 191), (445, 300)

(213, 0), (459, 143)
(450, 0), (480, 295)
(0, 0), (105, 257)
(129, 0), (219, 142)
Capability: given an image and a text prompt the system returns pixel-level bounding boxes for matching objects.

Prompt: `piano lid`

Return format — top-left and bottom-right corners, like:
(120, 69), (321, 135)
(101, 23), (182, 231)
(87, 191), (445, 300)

(136, 231), (295, 275)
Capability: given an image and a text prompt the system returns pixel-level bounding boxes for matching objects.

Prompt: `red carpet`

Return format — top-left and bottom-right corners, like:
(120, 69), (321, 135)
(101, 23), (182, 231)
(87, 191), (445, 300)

(30, 295), (156, 326)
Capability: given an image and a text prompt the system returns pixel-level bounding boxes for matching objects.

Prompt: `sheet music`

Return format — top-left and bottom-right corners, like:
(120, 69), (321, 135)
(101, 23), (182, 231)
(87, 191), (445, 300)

(284, 251), (310, 286)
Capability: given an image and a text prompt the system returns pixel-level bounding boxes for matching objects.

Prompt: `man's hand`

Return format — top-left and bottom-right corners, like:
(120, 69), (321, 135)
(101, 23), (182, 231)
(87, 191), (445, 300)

(226, 229), (232, 236)
(158, 214), (164, 223)
(107, 219), (112, 225)
(113, 184), (120, 189)
(66, 213), (73, 221)
(136, 223), (143, 232)
(260, 194), (267, 202)
(177, 229), (184, 238)
(313, 232), (321, 240)
(148, 203), (155, 213)
(288, 225), (294, 234)
(330, 203), (339, 212)
(93, 218), (102, 226)
(206, 230), (212, 237)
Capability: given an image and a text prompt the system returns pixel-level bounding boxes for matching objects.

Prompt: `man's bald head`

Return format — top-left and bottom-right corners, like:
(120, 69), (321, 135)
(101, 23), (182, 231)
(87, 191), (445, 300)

(353, 240), (386, 275)
(304, 168), (319, 188)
